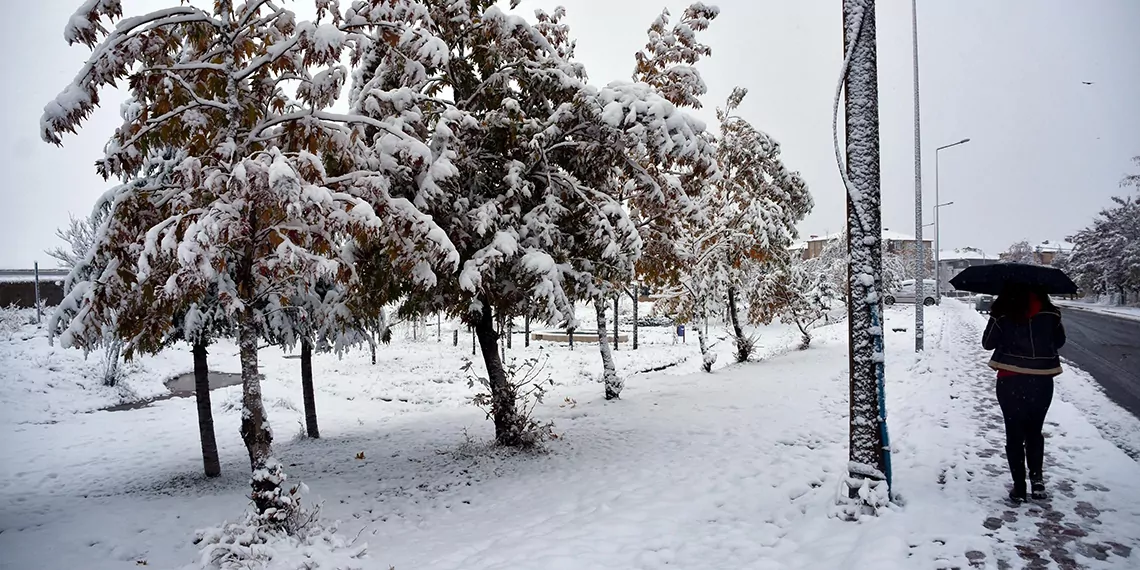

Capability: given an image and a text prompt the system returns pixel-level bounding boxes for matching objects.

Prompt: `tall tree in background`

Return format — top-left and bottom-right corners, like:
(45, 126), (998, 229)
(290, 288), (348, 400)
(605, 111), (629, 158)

(44, 0), (451, 524)
(52, 150), (226, 477)
(714, 87), (812, 362)
(46, 214), (100, 270)
(629, 3), (721, 299)
(752, 260), (831, 350)
(1003, 240), (1036, 264)
(349, 1), (715, 421)
(1068, 156), (1140, 303)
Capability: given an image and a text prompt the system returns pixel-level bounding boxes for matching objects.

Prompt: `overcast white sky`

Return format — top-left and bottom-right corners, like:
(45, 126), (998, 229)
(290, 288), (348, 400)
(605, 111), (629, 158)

(2, 0), (1138, 268)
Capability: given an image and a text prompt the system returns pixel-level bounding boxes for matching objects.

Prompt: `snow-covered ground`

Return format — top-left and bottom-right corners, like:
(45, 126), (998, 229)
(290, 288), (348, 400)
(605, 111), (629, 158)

(1057, 300), (1140, 323)
(2, 302), (1139, 569)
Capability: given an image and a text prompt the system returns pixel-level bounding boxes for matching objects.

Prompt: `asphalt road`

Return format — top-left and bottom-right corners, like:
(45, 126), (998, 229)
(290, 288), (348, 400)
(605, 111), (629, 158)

(1059, 307), (1140, 420)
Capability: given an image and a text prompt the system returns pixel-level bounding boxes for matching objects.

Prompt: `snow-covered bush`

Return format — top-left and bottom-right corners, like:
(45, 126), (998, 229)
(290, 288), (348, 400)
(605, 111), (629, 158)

(465, 356), (555, 449)
(193, 503), (367, 570)
(0, 306), (35, 341)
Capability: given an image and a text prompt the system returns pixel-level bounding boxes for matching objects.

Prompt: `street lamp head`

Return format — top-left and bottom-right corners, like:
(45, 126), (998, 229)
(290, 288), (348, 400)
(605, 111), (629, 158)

(937, 138), (972, 151)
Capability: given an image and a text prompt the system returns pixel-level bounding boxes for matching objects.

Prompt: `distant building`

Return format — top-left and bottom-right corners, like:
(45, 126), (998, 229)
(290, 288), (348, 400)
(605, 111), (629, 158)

(794, 229), (933, 270)
(998, 240), (1073, 266)
(939, 250), (999, 295)
(1031, 240), (1073, 266)
(0, 268), (69, 309)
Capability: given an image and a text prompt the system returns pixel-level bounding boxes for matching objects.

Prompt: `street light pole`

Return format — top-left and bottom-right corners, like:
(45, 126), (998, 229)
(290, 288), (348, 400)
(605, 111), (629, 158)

(911, 0), (924, 351)
(933, 200), (955, 299)
(934, 138), (970, 301)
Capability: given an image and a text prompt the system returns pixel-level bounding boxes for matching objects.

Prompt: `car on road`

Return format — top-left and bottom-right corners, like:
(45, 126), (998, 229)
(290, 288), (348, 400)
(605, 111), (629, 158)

(975, 294), (994, 314)
(884, 279), (937, 307)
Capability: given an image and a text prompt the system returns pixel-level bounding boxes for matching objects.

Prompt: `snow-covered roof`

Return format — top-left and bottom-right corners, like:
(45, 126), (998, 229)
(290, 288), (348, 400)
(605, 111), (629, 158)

(938, 249), (999, 261)
(805, 229), (931, 243)
(1033, 240), (1073, 253)
(0, 269), (69, 283)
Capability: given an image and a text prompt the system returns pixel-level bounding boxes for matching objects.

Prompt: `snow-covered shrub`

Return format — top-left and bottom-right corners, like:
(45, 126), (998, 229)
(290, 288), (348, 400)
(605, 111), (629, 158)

(0, 306), (35, 341)
(193, 502), (367, 570)
(464, 356), (555, 449)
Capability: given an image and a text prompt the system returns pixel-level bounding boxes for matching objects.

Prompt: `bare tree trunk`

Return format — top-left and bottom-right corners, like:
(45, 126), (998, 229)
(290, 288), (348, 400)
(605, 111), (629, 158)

(727, 286), (752, 362)
(300, 337), (319, 439)
(631, 285), (639, 350)
(506, 316), (513, 349)
(797, 320), (812, 350)
(238, 308), (283, 516)
(193, 341), (221, 478)
(102, 337), (122, 387)
(499, 313), (506, 362)
(595, 298), (621, 399)
(474, 300), (522, 446)
(696, 318), (714, 372)
(369, 333), (376, 365)
(613, 295), (620, 351)
(524, 305), (531, 348)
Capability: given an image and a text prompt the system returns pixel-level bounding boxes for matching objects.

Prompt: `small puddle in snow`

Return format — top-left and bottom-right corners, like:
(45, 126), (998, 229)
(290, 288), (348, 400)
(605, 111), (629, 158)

(101, 372), (242, 412)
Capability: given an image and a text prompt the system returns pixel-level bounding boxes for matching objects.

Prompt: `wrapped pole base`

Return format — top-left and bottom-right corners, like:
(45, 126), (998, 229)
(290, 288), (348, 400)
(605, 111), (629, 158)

(834, 462), (891, 520)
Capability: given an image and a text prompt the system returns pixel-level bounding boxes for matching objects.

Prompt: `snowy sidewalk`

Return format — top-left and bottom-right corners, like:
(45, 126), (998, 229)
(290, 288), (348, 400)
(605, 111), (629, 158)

(928, 302), (1140, 569)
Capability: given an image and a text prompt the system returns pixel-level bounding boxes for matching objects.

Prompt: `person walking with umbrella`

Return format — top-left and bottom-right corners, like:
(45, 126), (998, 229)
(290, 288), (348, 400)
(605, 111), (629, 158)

(951, 263), (1078, 503)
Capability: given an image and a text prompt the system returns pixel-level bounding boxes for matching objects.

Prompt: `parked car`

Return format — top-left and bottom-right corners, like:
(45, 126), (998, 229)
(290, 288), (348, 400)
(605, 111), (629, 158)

(884, 279), (937, 306)
(975, 294), (994, 314)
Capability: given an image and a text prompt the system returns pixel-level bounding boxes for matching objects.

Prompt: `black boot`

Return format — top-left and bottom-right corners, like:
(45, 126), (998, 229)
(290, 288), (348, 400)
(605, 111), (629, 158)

(1009, 481), (1027, 503)
(1030, 478), (1047, 500)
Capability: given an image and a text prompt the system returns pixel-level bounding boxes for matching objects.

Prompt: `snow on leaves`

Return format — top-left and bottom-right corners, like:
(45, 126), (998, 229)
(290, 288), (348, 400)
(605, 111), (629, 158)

(1067, 156), (1140, 300)
(348, 0), (716, 330)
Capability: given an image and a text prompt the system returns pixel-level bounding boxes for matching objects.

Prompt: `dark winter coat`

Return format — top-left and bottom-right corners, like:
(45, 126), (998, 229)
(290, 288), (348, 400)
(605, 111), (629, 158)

(982, 311), (1066, 376)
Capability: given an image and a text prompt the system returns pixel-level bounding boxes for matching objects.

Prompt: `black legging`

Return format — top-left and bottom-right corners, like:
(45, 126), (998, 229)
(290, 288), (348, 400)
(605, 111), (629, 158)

(996, 376), (1055, 484)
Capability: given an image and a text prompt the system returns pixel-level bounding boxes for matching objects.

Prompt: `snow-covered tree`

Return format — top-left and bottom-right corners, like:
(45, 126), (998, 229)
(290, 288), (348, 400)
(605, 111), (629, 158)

(651, 85), (813, 367)
(268, 279), (387, 439)
(46, 214), (100, 269)
(714, 87), (812, 361)
(629, 3), (721, 296)
(1067, 158), (1140, 303)
(1002, 240), (1036, 264)
(44, 0), (451, 525)
(881, 248), (908, 293)
(804, 235), (848, 305)
(751, 260), (830, 350)
(802, 233), (904, 302)
(348, 1), (715, 429)
(46, 207), (130, 386)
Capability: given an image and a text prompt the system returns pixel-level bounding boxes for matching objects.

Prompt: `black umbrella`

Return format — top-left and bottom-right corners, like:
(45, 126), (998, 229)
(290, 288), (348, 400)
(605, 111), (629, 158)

(950, 263), (1078, 296)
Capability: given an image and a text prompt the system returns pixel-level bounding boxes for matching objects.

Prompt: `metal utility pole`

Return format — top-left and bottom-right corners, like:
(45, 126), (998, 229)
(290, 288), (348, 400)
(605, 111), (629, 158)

(911, 0), (924, 352)
(934, 138), (970, 300)
(842, 0), (888, 494)
(34, 262), (42, 324)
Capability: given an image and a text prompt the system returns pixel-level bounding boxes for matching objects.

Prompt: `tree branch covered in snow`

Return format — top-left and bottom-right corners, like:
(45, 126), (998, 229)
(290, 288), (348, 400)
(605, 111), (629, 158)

(1067, 156), (1140, 303)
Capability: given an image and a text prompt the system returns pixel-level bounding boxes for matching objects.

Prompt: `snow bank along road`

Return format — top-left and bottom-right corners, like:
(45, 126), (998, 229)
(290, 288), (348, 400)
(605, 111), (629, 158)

(2, 302), (1139, 569)
(1056, 305), (1140, 421)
